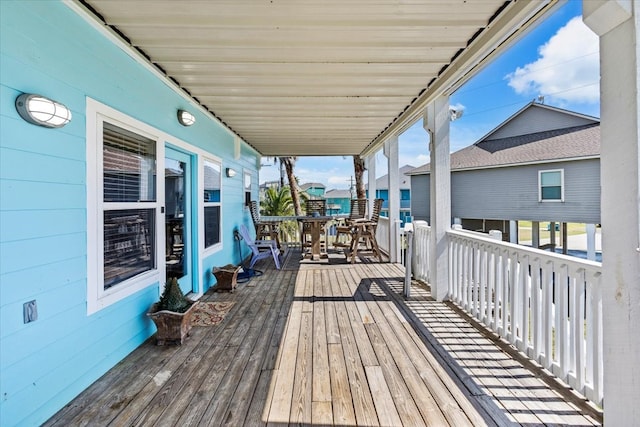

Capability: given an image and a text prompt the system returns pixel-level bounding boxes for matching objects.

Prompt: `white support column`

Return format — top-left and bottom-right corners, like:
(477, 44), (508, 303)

(510, 220), (518, 244)
(584, 1), (640, 423)
(586, 223), (597, 261)
(423, 95), (451, 301)
(532, 221), (540, 248)
(384, 136), (400, 263)
(366, 155), (376, 215)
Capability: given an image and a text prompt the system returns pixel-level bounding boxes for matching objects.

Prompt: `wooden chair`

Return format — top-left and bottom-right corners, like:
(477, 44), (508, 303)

(301, 199), (327, 251)
(305, 199), (326, 216)
(248, 200), (281, 249)
(346, 198), (384, 263)
(238, 224), (281, 270)
(333, 198), (367, 248)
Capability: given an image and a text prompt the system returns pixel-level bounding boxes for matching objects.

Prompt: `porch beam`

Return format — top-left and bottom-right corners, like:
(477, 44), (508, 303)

(423, 95), (451, 301)
(584, 0), (640, 423)
(384, 136), (401, 262)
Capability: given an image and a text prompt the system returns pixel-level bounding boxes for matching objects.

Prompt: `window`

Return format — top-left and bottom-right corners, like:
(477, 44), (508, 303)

(102, 123), (157, 288)
(87, 99), (162, 314)
(204, 159), (221, 248)
(539, 169), (564, 202)
(244, 171), (252, 206)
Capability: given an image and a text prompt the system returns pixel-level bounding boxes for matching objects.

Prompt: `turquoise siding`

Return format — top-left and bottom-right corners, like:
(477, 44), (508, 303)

(0, 2), (259, 425)
(305, 187), (325, 197)
(326, 197), (351, 214)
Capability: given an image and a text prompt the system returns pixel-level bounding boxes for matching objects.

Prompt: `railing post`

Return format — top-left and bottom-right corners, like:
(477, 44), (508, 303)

(404, 224), (413, 298)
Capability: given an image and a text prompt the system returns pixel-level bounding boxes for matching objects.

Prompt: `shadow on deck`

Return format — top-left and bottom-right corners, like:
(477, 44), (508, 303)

(44, 248), (602, 426)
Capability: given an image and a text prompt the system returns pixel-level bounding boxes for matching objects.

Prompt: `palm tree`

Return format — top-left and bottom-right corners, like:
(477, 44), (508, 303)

(260, 185), (302, 243)
(353, 155), (366, 199)
(260, 186), (294, 216)
(280, 157), (303, 215)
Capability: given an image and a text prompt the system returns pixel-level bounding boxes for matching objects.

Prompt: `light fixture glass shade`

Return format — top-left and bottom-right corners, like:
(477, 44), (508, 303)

(177, 109), (195, 126)
(225, 168), (237, 177)
(15, 94), (72, 128)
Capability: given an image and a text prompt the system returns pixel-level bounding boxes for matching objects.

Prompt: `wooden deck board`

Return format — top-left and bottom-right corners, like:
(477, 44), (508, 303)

(44, 249), (602, 426)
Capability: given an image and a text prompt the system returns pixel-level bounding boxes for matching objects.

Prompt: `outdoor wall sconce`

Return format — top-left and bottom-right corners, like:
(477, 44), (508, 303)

(225, 168), (237, 178)
(177, 109), (195, 126)
(15, 93), (72, 128)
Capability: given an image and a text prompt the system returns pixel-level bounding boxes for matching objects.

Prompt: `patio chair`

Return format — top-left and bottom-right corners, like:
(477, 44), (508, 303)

(238, 224), (281, 270)
(333, 198), (367, 248)
(249, 200), (281, 249)
(347, 198), (384, 263)
(301, 199), (327, 250)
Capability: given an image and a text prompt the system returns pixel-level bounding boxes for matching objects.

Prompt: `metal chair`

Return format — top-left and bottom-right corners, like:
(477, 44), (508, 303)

(238, 224), (281, 270)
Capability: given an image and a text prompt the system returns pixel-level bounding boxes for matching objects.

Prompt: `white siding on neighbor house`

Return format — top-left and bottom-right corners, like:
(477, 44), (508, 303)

(410, 158), (600, 224)
(486, 105), (598, 140)
(410, 174), (430, 222)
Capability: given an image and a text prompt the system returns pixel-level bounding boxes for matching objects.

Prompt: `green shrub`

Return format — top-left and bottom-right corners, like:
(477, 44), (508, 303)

(158, 277), (191, 313)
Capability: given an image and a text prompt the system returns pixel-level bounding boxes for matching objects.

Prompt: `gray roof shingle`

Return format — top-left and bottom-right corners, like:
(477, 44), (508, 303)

(408, 123), (600, 175)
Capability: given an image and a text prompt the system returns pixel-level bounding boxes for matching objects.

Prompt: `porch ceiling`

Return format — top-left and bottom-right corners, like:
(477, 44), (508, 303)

(75, 0), (556, 157)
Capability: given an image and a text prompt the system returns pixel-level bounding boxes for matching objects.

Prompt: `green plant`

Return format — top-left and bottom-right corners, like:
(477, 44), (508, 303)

(158, 277), (191, 313)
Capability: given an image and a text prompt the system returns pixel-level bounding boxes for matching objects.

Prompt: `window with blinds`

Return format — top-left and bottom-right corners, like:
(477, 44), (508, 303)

(103, 122), (156, 202)
(102, 122), (157, 289)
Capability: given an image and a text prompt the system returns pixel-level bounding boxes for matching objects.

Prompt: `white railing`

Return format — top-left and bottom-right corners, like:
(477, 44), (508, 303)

(377, 216), (391, 255)
(446, 229), (603, 406)
(411, 220), (432, 283)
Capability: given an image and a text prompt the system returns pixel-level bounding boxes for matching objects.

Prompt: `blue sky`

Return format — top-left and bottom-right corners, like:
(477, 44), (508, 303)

(260, 0), (599, 188)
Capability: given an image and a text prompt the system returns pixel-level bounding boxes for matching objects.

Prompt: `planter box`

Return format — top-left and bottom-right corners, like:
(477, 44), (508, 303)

(213, 264), (241, 292)
(147, 300), (198, 346)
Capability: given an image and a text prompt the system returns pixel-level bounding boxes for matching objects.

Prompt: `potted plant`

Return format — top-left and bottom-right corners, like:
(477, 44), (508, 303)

(147, 277), (199, 345)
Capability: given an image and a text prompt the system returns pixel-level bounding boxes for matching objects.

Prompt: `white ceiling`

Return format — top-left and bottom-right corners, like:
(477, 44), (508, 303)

(76, 0), (556, 157)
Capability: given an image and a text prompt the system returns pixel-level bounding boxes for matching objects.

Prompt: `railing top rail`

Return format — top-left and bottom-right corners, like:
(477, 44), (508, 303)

(261, 214), (348, 221)
(447, 228), (602, 270)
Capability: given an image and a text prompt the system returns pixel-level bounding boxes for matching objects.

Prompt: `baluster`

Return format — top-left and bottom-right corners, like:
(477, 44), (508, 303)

(530, 257), (541, 360)
(556, 263), (569, 380)
(509, 250), (518, 345)
(542, 260), (554, 369)
(572, 267), (586, 394)
(501, 248), (510, 339)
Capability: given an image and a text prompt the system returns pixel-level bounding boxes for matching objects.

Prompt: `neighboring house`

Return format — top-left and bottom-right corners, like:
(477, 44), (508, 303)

(368, 164), (414, 224)
(300, 182), (326, 198)
(258, 180), (281, 201)
(408, 102), (600, 242)
(324, 188), (353, 214)
(0, 3), (261, 425)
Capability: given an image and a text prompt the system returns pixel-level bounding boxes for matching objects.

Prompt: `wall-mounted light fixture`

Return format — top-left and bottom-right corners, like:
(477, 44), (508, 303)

(177, 109), (195, 126)
(225, 168), (237, 178)
(15, 93), (72, 128)
(448, 106), (464, 122)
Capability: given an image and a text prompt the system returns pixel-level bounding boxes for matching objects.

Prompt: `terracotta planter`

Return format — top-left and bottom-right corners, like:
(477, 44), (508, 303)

(213, 264), (241, 292)
(147, 300), (199, 345)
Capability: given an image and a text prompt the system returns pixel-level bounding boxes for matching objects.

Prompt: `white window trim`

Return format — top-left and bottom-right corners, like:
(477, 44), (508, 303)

(538, 168), (565, 202)
(202, 156), (223, 256)
(244, 170), (252, 209)
(86, 98), (165, 315)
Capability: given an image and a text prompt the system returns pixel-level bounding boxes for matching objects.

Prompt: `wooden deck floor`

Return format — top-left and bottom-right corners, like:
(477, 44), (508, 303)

(45, 249), (602, 426)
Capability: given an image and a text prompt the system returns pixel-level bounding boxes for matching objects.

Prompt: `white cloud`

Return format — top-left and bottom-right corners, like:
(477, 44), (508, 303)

(506, 17), (599, 105)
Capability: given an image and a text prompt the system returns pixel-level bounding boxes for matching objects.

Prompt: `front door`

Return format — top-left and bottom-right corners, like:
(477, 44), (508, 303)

(165, 147), (195, 295)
